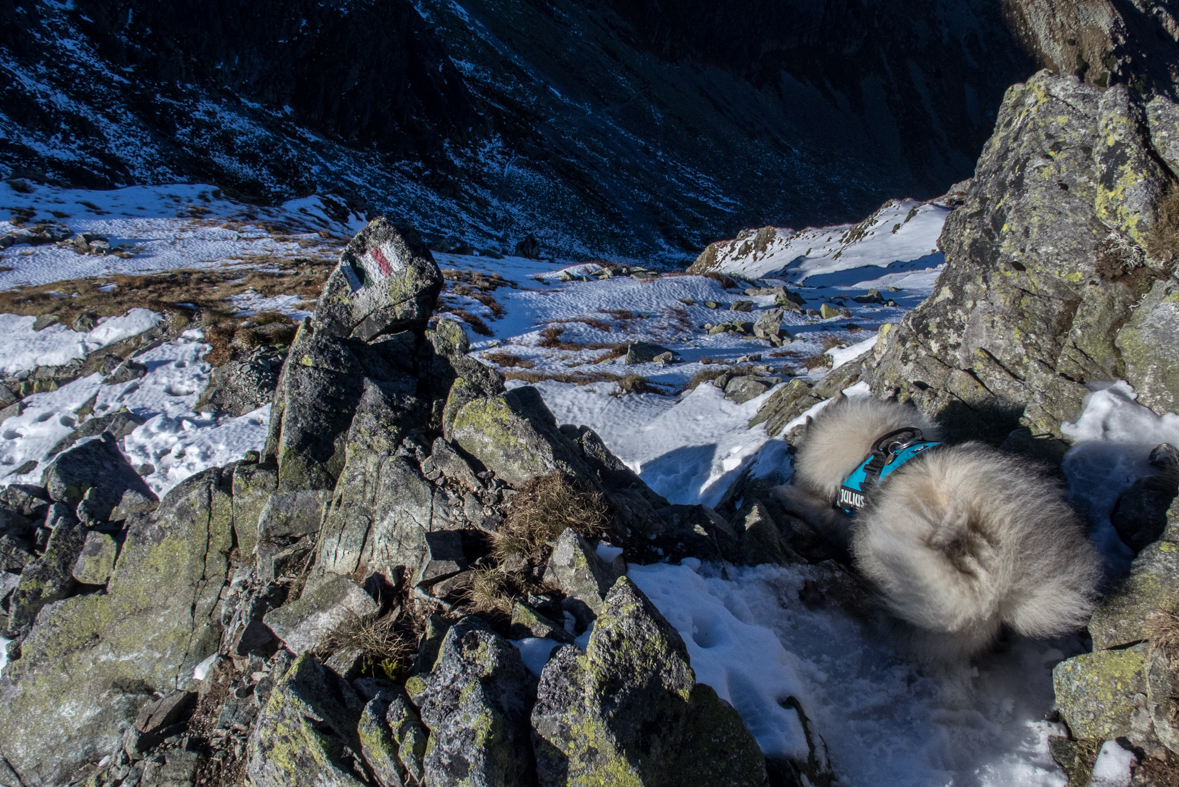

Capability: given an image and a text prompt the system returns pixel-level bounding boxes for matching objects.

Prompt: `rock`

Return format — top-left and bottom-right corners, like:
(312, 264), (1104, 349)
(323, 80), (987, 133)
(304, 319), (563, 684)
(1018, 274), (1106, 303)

(1089, 537), (1179, 651)
(753, 307), (788, 345)
(730, 300), (755, 312)
(421, 436), (482, 490)
(71, 530), (118, 585)
(866, 72), (1177, 445)
(71, 312), (97, 332)
(451, 387), (591, 488)
(46, 408), (146, 459)
(265, 322), (420, 491)
(357, 688), (418, 787)
(41, 434), (157, 524)
(532, 577), (765, 787)
(246, 652), (369, 787)
(262, 573), (378, 654)
(852, 288), (885, 304)
(416, 529), (468, 585)
(1110, 444), (1179, 552)
(542, 528), (623, 621)
(510, 602), (575, 643)
(103, 358), (147, 385)
(818, 304), (844, 319)
(1146, 650), (1179, 756)
(405, 617), (537, 787)
(1115, 279), (1179, 417)
(515, 233), (541, 260)
(132, 690), (196, 750)
(737, 500), (801, 567)
(194, 348), (282, 416)
(255, 489), (329, 580)
(314, 219), (442, 341)
(4, 516), (86, 643)
(625, 341), (674, 365)
(1053, 644), (1151, 742)
(724, 375), (776, 404)
(231, 460), (278, 559)
(0, 468), (233, 786)
(0, 535), (33, 573)
(31, 314), (59, 331)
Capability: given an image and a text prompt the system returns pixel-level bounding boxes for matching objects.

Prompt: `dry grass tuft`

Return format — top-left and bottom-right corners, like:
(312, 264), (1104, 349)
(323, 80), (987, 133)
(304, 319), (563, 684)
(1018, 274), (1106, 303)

(443, 308), (493, 336)
(503, 369), (619, 386)
(1149, 609), (1179, 662)
(494, 474), (610, 564)
(685, 367), (728, 390)
(319, 606), (419, 680)
(702, 271), (740, 289)
(615, 374), (661, 395)
(481, 351), (536, 368)
(465, 566), (516, 617)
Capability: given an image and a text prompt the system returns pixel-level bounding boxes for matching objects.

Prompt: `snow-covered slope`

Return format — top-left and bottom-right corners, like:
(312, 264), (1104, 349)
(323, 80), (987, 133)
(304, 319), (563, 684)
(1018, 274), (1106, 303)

(691, 198), (950, 282)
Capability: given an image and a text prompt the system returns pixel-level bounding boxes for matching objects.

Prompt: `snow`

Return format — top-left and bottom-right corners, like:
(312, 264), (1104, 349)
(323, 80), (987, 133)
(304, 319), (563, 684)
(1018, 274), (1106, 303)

(629, 561), (1075, 786)
(1062, 381), (1179, 573)
(698, 199), (949, 283)
(0, 635), (8, 673)
(0, 328), (268, 495)
(512, 638), (563, 677)
(192, 653), (218, 681)
(0, 309), (161, 375)
(1089, 741), (1136, 787)
(827, 333), (877, 370)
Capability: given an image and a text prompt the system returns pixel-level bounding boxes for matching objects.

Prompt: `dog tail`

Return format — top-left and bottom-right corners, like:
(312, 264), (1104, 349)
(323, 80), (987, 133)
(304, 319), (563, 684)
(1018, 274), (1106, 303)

(851, 446), (1102, 661)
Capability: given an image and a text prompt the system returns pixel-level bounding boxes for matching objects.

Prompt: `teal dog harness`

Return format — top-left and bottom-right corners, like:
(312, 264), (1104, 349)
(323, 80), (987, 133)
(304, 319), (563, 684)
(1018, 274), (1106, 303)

(838, 427), (941, 514)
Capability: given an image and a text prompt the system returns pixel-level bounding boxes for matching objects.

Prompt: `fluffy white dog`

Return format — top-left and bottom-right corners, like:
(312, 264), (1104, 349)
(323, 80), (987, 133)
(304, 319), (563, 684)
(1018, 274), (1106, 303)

(773, 394), (1102, 663)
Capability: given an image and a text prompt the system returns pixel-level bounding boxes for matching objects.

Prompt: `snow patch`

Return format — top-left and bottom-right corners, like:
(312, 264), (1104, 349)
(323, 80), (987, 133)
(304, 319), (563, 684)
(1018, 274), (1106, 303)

(0, 308), (161, 375)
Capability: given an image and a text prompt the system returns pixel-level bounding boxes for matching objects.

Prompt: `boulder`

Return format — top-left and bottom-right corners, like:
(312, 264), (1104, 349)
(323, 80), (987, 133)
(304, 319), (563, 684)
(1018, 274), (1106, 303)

(0, 468), (233, 787)
(262, 573), (378, 654)
(41, 434), (156, 524)
(531, 577), (765, 787)
(515, 233), (541, 260)
(194, 347), (282, 416)
(625, 342), (674, 365)
(405, 617), (537, 787)
(314, 219), (443, 341)
(246, 653), (369, 787)
(725, 375), (777, 404)
(1053, 644), (1151, 742)
(865, 71), (1178, 445)
(451, 388), (591, 488)
(736, 500), (801, 567)
(1088, 538), (1179, 651)
(231, 460), (279, 559)
(71, 530), (118, 586)
(542, 528), (622, 621)
(255, 489), (329, 580)
(265, 322), (420, 491)
(3, 516), (86, 643)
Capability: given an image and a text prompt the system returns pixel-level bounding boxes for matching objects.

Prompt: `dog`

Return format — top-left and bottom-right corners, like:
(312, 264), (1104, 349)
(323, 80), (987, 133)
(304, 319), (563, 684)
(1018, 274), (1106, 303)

(772, 394), (1103, 664)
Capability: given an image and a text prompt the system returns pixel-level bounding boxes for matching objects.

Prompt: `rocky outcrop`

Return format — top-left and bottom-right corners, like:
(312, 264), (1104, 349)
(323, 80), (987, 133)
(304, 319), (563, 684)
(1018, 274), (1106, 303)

(860, 72), (1179, 451)
(0, 468), (233, 786)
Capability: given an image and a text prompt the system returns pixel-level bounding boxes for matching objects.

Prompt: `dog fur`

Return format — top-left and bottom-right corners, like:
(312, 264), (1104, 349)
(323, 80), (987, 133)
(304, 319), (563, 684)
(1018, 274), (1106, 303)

(772, 394), (1102, 664)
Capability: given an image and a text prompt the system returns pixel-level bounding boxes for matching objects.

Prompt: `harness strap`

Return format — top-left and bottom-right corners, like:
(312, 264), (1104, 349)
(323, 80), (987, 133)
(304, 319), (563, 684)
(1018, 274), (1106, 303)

(837, 427), (941, 514)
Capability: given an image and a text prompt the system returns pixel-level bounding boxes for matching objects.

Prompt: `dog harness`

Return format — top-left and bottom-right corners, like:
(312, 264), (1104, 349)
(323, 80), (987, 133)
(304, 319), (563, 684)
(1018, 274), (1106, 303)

(837, 427), (941, 514)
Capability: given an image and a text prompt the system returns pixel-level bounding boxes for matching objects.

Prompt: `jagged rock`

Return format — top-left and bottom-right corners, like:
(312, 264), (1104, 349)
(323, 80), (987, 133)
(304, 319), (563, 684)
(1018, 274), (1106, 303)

(1053, 644), (1151, 743)
(0, 534), (32, 573)
(41, 434), (157, 524)
(0, 485), (49, 520)
(103, 358), (147, 385)
(725, 375), (777, 404)
(315, 219), (443, 341)
(246, 653), (369, 787)
(852, 288), (884, 304)
(818, 304), (843, 319)
(262, 573), (378, 654)
(543, 529), (622, 622)
(532, 577), (765, 787)
(265, 322), (420, 491)
(431, 323), (507, 441)
(510, 602), (575, 643)
(753, 307), (789, 346)
(625, 341), (674, 365)
(71, 312), (97, 332)
(0, 571), (18, 606)
(194, 348), (282, 416)
(1147, 650), (1179, 756)
(0, 468), (233, 786)
(356, 685), (427, 787)
(416, 530), (467, 585)
(1088, 524), (1179, 652)
(231, 460), (278, 559)
(71, 530), (118, 586)
(1110, 444), (1179, 552)
(4, 516), (86, 643)
(1115, 280), (1179, 417)
(311, 383), (440, 582)
(47, 408), (146, 458)
(405, 617), (538, 787)
(866, 71), (1177, 446)
(421, 436), (482, 490)
(451, 387), (591, 488)
(750, 362), (865, 440)
(255, 489), (329, 580)
(31, 314), (58, 331)
(737, 500), (801, 567)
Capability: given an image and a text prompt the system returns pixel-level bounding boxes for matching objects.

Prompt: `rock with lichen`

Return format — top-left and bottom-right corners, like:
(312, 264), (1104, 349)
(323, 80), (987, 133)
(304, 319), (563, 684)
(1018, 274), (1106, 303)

(405, 617), (538, 787)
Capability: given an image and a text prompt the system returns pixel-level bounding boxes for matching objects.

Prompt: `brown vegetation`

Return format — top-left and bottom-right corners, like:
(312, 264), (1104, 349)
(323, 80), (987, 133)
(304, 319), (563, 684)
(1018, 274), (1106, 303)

(1148, 182), (1179, 265)
(494, 474), (611, 564)
(480, 351), (536, 369)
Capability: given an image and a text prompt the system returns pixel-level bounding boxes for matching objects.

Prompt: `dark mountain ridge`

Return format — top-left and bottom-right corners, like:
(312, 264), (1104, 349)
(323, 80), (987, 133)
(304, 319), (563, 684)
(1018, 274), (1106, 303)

(0, 0), (1171, 258)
